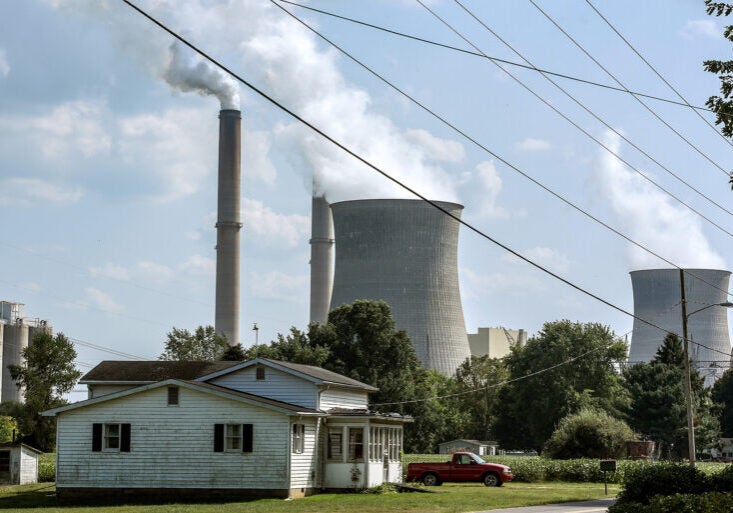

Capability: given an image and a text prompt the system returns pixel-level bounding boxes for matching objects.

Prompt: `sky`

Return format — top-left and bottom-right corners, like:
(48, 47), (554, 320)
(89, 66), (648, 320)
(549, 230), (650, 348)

(1, 0), (732, 400)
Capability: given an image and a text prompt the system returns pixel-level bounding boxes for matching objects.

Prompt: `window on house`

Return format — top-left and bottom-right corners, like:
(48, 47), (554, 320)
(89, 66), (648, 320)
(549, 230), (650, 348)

(214, 423), (253, 453)
(348, 427), (364, 462)
(92, 423), (131, 452)
(256, 366), (266, 380)
(167, 386), (179, 406)
(292, 423), (305, 454)
(327, 429), (343, 460)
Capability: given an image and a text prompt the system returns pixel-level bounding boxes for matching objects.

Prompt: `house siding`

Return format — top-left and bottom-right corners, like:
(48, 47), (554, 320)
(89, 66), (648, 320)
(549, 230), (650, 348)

(289, 418), (319, 488)
(55, 386), (293, 490)
(208, 367), (317, 409)
(318, 388), (368, 411)
(19, 447), (38, 484)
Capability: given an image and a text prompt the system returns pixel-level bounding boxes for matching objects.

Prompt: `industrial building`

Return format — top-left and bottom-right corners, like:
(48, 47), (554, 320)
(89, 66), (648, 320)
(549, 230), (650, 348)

(0, 301), (52, 402)
(629, 269), (732, 384)
(328, 199), (471, 375)
(468, 327), (527, 359)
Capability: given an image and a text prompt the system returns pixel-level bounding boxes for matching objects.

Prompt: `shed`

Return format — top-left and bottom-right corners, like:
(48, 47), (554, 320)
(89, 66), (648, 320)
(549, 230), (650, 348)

(438, 439), (498, 456)
(0, 443), (42, 485)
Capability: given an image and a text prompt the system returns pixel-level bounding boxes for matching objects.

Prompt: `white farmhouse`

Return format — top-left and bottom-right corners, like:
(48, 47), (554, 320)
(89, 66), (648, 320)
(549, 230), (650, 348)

(43, 358), (410, 500)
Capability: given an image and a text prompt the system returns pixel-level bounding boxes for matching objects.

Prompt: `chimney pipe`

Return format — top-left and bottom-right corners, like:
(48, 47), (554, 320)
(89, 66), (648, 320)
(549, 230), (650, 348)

(310, 194), (334, 324)
(215, 109), (242, 346)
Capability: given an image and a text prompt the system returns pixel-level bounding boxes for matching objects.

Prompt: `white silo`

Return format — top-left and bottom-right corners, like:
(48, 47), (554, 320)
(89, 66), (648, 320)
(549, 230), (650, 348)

(329, 199), (471, 375)
(629, 269), (732, 383)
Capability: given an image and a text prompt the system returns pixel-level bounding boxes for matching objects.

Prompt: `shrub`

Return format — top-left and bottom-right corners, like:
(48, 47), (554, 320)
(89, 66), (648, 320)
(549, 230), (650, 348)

(610, 492), (733, 513)
(614, 462), (707, 505)
(38, 453), (55, 483)
(543, 409), (634, 460)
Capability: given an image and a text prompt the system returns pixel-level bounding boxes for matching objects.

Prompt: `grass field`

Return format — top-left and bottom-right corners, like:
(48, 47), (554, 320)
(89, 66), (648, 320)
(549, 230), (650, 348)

(0, 482), (618, 513)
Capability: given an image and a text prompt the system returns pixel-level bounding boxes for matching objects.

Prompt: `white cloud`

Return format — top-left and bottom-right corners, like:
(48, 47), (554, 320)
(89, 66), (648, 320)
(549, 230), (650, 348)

(472, 160), (509, 219)
(596, 131), (726, 269)
(85, 287), (124, 314)
(0, 178), (83, 207)
(89, 263), (131, 281)
(179, 255), (215, 276)
(404, 129), (465, 163)
(7, 100), (113, 159)
(243, 198), (309, 248)
(460, 266), (545, 301)
(117, 107), (216, 201)
(244, 130), (277, 185)
(680, 19), (719, 39)
(503, 246), (570, 274)
(515, 138), (552, 152)
(0, 48), (9, 77)
(247, 270), (308, 301)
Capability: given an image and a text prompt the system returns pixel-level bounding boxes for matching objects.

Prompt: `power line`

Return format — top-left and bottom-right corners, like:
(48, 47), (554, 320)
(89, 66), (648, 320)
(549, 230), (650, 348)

(273, 1), (733, 299)
(583, 0), (733, 149)
(70, 336), (151, 360)
(276, 0), (713, 113)
(416, 0), (733, 238)
(120, 0), (726, 353)
(450, 0), (733, 219)
(527, 0), (731, 179)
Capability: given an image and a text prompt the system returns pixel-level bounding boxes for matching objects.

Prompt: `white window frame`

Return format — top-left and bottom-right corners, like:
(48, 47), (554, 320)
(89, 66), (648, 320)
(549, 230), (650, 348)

(225, 424), (242, 452)
(292, 423), (305, 454)
(348, 427), (364, 462)
(327, 428), (343, 461)
(104, 423), (121, 452)
(167, 386), (179, 406)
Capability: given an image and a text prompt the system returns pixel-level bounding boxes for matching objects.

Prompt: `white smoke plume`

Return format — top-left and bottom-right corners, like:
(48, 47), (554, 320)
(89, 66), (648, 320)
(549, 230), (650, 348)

(53, 0), (462, 203)
(596, 130), (726, 270)
(163, 41), (240, 110)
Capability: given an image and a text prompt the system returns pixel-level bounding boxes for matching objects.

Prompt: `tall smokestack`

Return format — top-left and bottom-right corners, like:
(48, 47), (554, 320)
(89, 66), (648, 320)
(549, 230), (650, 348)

(310, 194), (334, 324)
(215, 109), (242, 346)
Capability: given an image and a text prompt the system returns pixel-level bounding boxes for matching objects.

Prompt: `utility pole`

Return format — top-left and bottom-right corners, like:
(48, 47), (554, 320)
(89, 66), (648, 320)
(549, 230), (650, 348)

(679, 269), (696, 467)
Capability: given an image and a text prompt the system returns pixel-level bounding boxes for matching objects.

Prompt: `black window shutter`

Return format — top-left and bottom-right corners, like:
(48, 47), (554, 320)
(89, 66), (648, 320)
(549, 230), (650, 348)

(242, 424), (253, 453)
(120, 423), (131, 452)
(92, 423), (102, 452)
(214, 424), (224, 452)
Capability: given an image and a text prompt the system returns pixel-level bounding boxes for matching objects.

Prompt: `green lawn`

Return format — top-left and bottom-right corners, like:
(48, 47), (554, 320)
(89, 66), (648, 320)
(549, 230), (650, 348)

(0, 482), (618, 513)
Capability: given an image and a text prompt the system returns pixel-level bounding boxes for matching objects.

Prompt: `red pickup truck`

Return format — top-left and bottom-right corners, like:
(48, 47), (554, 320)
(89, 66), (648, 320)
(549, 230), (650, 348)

(407, 452), (513, 487)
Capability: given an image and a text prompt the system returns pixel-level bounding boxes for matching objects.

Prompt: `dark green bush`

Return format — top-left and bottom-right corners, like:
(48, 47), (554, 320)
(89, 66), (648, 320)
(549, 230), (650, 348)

(615, 462), (708, 505)
(543, 409), (634, 460)
(708, 464), (733, 492)
(610, 492), (733, 513)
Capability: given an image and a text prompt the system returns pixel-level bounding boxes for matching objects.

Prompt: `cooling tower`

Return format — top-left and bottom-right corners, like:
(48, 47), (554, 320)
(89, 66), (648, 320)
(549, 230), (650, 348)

(310, 195), (334, 325)
(629, 269), (732, 382)
(329, 199), (471, 375)
(1, 321), (27, 403)
(214, 109), (242, 346)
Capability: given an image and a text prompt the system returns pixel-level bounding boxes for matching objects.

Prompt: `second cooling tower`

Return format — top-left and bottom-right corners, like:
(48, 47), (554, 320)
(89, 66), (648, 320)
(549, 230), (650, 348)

(329, 199), (471, 375)
(629, 269), (732, 382)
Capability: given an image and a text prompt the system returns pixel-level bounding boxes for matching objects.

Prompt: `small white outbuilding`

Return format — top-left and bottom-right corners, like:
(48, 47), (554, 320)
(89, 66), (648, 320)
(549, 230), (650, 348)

(0, 443), (42, 485)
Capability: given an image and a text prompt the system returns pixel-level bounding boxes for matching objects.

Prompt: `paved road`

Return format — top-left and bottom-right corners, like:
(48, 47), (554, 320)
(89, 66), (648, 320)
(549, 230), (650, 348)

(473, 498), (616, 513)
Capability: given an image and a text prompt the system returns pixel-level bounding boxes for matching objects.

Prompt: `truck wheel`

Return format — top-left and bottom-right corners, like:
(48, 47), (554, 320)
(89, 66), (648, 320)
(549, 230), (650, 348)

(482, 473), (500, 487)
(422, 473), (440, 486)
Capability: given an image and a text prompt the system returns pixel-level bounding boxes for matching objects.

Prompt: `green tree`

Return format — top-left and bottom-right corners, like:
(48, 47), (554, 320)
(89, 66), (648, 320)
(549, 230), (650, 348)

(623, 334), (719, 458)
(712, 369), (733, 437)
(242, 327), (330, 367)
(0, 416), (18, 443)
(543, 408), (635, 459)
(159, 325), (229, 361)
(454, 356), (508, 441)
(8, 332), (82, 451)
(491, 320), (629, 453)
(219, 343), (247, 361)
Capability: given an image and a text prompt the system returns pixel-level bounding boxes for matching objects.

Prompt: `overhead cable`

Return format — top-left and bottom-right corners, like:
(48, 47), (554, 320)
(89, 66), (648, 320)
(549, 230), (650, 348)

(583, 0), (733, 149)
(120, 0), (730, 349)
(273, 1), (733, 300)
(451, 0), (733, 218)
(528, 0), (731, 179)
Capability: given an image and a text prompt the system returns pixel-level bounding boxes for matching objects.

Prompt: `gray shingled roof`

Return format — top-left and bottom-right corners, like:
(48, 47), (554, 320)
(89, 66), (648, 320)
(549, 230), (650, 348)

(263, 359), (378, 391)
(80, 360), (241, 383)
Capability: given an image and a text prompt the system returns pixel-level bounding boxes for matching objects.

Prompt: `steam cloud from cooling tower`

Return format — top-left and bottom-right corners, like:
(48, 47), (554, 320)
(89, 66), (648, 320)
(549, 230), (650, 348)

(629, 269), (732, 384)
(329, 199), (471, 375)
